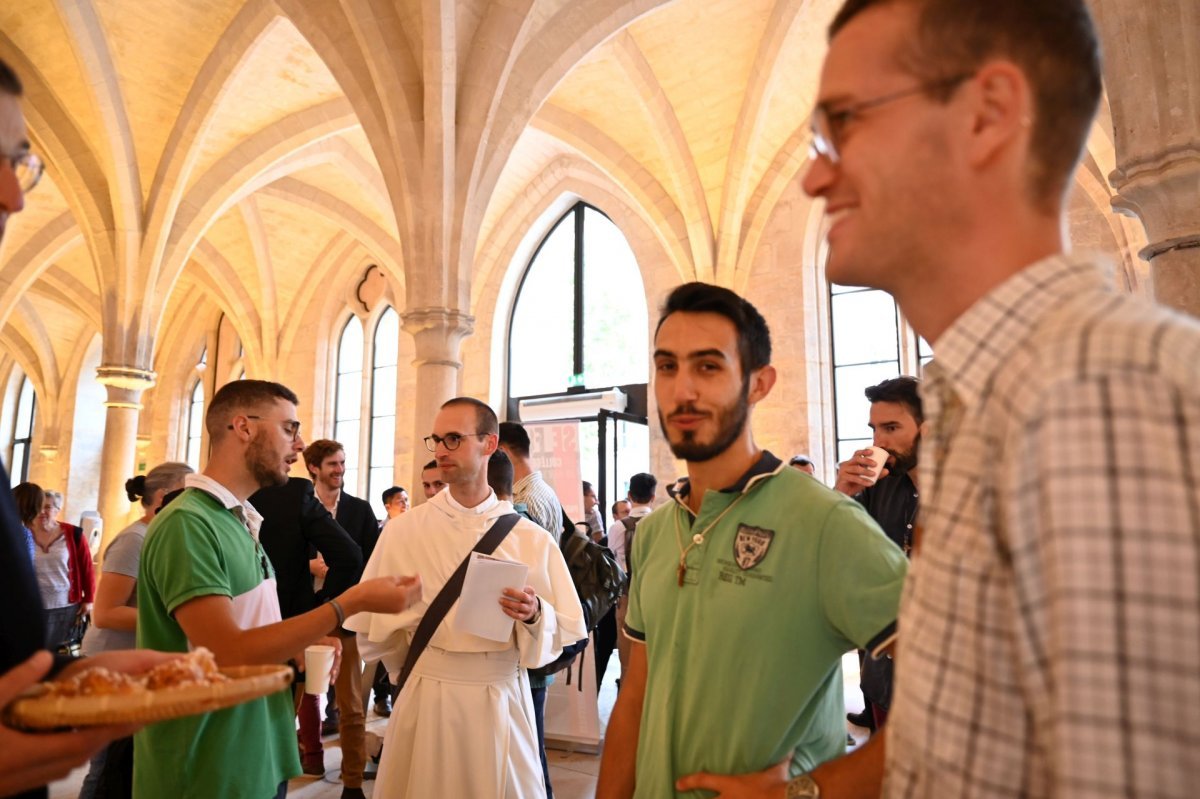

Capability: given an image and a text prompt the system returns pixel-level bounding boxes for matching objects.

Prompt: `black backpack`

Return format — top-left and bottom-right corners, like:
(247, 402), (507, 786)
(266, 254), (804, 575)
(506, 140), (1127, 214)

(619, 515), (642, 575)
(528, 512), (627, 678)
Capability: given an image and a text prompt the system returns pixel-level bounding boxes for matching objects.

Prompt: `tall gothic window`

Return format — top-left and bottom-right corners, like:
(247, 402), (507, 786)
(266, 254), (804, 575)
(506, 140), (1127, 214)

(186, 379), (205, 470)
(335, 317), (364, 495)
(9, 376), (36, 481)
(367, 308), (399, 516)
(828, 285), (931, 463)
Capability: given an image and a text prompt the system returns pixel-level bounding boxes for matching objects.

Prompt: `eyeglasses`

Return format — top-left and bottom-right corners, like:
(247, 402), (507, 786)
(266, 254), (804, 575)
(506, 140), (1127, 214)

(424, 432), (488, 452)
(6, 151), (44, 193)
(228, 415), (302, 441)
(809, 73), (973, 164)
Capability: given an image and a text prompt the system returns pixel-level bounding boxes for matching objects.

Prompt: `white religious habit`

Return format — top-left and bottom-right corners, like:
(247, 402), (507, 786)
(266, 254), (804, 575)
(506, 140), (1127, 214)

(347, 488), (586, 799)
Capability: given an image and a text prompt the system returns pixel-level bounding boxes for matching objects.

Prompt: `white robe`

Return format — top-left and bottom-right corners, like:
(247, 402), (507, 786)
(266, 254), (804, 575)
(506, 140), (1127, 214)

(347, 490), (587, 799)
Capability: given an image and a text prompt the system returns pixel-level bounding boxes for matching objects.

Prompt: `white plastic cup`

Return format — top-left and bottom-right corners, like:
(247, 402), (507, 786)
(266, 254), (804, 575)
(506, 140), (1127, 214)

(865, 447), (890, 481)
(304, 645), (335, 695)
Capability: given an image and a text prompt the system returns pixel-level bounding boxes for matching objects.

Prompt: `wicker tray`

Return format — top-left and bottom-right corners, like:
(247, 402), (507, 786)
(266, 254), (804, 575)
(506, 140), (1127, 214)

(4, 664), (293, 730)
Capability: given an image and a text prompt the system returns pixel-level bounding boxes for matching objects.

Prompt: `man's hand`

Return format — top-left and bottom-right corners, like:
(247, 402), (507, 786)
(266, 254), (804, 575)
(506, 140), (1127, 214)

(309, 554), (328, 579)
(295, 635), (343, 682)
(343, 575), (422, 616)
(499, 586), (539, 623)
(834, 448), (889, 496)
(57, 648), (181, 681)
(676, 759), (790, 798)
(0, 651), (141, 797)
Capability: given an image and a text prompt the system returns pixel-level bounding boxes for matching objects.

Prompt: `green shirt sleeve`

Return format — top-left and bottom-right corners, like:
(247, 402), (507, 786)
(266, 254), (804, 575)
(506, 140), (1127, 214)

(817, 499), (907, 651)
(144, 508), (236, 616)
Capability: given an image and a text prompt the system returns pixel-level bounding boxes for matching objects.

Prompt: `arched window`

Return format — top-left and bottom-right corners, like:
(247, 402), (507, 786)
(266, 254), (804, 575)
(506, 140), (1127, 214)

(828, 284), (932, 463)
(367, 308), (399, 516)
(335, 317), (364, 495)
(9, 375), (36, 481)
(507, 201), (650, 525)
(186, 379), (205, 470)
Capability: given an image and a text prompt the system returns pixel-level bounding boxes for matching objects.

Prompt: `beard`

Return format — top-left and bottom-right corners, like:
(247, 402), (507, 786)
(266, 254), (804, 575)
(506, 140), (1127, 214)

(888, 432), (921, 474)
(247, 432), (288, 488)
(658, 385), (750, 463)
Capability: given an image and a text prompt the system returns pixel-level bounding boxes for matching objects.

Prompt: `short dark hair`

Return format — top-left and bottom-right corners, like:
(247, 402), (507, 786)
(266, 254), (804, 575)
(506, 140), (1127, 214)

(788, 455), (814, 468)
(206, 380), (299, 439)
(497, 421), (531, 458)
(12, 482), (43, 526)
(582, 480), (595, 496)
(829, 0), (1101, 207)
(0, 59), (23, 96)
(382, 486), (407, 504)
(627, 472), (657, 504)
(864, 375), (923, 424)
(441, 397), (498, 436)
(657, 283), (772, 379)
(303, 439), (344, 474)
(486, 450), (515, 498)
(612, 499), (630, 515)
(422, 459), (438, 472)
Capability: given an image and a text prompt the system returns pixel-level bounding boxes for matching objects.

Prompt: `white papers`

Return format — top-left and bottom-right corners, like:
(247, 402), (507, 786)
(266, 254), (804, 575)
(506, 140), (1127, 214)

(454, 552), (530, 642)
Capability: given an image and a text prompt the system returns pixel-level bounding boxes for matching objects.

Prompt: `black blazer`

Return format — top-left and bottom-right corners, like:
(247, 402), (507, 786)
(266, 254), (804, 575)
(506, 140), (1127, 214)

(333, 490), (380, 565)
(251, 478), (363, 619)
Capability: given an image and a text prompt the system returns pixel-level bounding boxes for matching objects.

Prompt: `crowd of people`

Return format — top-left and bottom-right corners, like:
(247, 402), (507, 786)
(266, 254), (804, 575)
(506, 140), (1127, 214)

(2, 0), (1199, 798)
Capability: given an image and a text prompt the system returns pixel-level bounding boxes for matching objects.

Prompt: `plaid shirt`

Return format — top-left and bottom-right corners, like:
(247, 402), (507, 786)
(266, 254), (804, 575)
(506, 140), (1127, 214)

(884, 254), (1200, 799)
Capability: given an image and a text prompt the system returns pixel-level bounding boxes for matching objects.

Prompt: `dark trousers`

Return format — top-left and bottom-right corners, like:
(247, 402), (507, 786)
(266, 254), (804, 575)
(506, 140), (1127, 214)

(530, 682), (553, 799)
(594, 605), (617, 688)
(373, 661), (391, 702)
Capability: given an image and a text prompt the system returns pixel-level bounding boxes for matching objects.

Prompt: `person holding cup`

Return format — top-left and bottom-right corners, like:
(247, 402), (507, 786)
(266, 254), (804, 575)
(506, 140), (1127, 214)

(135, 379), (421, 799)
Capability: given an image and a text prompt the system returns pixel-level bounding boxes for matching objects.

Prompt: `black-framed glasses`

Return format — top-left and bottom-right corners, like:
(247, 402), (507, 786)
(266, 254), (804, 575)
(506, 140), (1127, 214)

(424, 432), (488, 452)
(228, 414), (302, 441)
(7, 151), (44, 194)
(809, 73), (973, 164)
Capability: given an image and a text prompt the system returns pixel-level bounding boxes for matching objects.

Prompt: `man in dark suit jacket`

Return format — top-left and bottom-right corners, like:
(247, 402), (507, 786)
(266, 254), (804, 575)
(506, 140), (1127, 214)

(304, 440), (380, 799)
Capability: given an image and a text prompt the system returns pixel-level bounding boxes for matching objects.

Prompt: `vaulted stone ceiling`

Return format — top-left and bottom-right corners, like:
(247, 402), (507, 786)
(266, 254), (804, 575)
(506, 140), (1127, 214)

(0, 0), (1140, 416)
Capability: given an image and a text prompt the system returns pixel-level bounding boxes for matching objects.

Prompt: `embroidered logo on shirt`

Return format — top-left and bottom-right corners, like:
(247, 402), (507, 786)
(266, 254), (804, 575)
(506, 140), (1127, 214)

(733, 524), (774, 570)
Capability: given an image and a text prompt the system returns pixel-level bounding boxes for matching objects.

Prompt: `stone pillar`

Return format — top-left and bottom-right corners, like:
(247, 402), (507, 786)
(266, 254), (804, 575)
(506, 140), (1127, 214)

(1093, 0), (1200, 316)
(95, 365), (155, 551)
(401, 308), (474, 498)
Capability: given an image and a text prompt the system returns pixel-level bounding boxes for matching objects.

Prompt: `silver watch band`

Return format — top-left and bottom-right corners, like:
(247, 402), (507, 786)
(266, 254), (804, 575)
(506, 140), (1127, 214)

(785, 773), (820, 798)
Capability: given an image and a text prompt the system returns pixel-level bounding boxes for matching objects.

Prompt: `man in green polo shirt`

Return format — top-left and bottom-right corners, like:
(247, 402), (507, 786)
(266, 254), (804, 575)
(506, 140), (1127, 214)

(596, 284), (907, 799)
(135, 380), (421, 799)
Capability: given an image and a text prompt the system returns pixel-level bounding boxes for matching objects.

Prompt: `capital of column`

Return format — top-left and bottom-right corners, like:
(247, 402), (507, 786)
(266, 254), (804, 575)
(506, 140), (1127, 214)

(1109, 145), (1200, 261)
(96, 364), (156, 409)
(400, 308), (475, 367)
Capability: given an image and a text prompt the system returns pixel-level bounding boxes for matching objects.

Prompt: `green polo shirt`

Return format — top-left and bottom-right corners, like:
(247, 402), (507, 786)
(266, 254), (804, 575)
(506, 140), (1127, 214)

(134, 488), (299, 799)
(625, 452), (907, 798)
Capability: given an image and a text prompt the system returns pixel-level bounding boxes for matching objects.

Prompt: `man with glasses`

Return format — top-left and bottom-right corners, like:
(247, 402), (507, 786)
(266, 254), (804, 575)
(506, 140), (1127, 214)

(675, 1), (1200, 798)
(136, 380), (421, 799)
(348, 398), (586, 798)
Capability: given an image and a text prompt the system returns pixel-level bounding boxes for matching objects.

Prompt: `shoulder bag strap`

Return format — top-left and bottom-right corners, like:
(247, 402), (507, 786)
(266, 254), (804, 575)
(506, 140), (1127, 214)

(395, 512), (521, 692)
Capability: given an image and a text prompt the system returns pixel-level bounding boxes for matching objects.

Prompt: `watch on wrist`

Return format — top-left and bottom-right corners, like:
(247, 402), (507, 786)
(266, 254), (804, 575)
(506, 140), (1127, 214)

(785, 773), (820, 798)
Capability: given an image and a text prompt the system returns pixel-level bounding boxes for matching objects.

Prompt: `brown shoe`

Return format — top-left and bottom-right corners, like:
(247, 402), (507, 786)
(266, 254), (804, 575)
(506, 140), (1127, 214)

(302, 759), (325, 777)
(341, 789), (367, 799)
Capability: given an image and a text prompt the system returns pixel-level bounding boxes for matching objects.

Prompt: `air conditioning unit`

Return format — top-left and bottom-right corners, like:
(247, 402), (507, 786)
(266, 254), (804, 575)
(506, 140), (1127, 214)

(517, 388), (627, 422)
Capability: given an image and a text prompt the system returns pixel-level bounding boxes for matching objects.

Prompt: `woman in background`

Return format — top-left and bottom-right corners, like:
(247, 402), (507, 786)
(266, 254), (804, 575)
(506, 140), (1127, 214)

(11, 482), (42, 565)
(78, 461), (193, 799)
(30, 489), (94, 652)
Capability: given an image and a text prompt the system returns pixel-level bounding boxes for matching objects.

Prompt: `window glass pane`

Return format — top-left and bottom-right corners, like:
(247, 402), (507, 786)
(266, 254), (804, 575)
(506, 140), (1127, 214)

(336, 420), (361, 468)
(15, 378), (34, 436)
(367, 466), (391, 519)
(834, 361), (900, 441)
(343, 468), (360, 498)
(336, 374), (361, 423)
(188, 383), (204, 437)
(613, 419), (651, 501)
(830, 283), (866, 295)
(338, 319), (364, 375)
(372, 365), (396, 413)
(837, 438), (873, 465)
(373, 309), (399, 368)
(582, 207), (648, 389)
(509, 214), (576, 397)
(831, 290), (900, 365)
(370, 415), (394, 469)
(12, 443), (26, 481)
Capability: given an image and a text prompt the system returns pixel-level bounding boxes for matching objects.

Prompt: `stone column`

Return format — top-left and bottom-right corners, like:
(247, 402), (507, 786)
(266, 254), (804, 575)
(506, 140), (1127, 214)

(401, 308), (474, 497)
(1094, 0), (1200, 316)
(95, 365), (155, 551)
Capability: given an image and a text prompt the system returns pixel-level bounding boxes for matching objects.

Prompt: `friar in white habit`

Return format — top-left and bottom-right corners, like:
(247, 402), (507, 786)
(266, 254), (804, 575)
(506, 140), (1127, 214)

(346, 397), (586, 799)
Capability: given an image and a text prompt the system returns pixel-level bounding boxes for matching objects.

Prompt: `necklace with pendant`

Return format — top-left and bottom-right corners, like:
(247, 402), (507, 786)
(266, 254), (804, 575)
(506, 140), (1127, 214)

(672, 493), (748, 586)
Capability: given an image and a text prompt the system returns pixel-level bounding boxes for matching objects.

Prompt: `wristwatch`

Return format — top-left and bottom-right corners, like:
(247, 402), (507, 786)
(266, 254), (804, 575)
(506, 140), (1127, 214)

(785, 774), (820, 798)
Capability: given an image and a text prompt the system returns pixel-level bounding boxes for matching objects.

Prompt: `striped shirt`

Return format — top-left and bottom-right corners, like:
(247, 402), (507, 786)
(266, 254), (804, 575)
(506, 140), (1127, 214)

(885, 254), (1200, 799)
(513, 471), (564, 540)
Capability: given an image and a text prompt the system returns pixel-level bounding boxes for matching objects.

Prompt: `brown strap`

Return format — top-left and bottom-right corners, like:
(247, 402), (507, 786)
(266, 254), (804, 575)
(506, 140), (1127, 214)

(395, 513), (521, 693)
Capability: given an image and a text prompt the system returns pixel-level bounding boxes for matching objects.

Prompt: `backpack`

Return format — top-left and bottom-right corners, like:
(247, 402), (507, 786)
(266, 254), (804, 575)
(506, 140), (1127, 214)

(619, 515), (641, 575)
(528, 512), (627, 679)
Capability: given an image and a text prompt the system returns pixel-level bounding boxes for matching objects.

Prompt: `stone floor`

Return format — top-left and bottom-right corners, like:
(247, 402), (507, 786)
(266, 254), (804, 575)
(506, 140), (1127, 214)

(50, 652), (867, 798)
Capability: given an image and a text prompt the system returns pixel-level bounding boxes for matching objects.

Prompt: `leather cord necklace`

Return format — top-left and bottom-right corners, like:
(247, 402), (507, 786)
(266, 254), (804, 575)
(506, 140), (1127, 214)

(672, 493), (749, 587)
